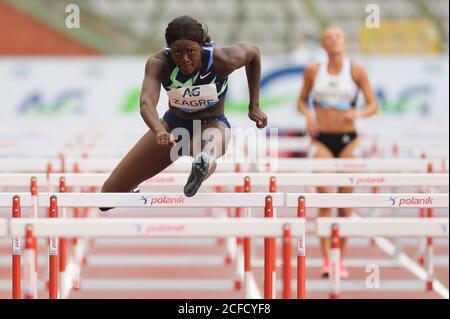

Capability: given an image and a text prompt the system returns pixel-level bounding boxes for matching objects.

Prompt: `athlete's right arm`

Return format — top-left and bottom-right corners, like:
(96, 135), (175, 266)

(296, 64), (319, 137)
(140, 55), (166, 133)
(140, 55), (176, 145)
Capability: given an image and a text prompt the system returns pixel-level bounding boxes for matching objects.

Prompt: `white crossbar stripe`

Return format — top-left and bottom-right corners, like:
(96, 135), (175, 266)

(1, 158), (448, 173)
(286, 193), (449, 208)
(38, 173), (449, 187)
(0, 193), (32, 207)
(2, 218), (304, 237)
(2, 193), (448, 208)
(316, 217), (449, 237)
(0, 174), (48, 186)
(36, 192), (284, 208)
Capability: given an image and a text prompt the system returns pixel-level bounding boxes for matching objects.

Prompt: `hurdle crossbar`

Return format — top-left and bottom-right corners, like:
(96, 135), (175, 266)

(0, 194), (33, 207)
(2, 172), (448, 187)
(44, 173), (449, 187)
(1, 218), (304, 238)
(38, 192), (284, 208)
(0, 174), (48, 186)
(316, 218), (449, 237)
(286, 193), (449, 208)
(1, 158), (448, 173)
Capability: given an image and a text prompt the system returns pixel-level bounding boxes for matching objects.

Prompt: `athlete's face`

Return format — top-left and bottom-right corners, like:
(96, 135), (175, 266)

(170, 39), (203, 75)
(322, 27), (346, 55)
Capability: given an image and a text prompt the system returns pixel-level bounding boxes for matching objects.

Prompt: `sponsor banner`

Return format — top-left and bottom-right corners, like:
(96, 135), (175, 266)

(387, 195), (434, 207)
(133, 224), (185, 236)
(0, 55), (448, 132)
(139, 195), (185, 206)
(348, 176), (385, 185)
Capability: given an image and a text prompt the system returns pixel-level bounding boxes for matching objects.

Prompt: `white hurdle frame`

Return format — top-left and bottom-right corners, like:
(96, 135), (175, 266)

(1, 172), (448, 188)
(1, 173), (448, 298)
(319, 218), (449, 299)
(1, 158), (448, 173)
(285, 193), (449, 208)
(36, 192), (283, 208)
(286, 193), (449, 299)
(2, 192), (307, 300)
(316, 218), (449, 238)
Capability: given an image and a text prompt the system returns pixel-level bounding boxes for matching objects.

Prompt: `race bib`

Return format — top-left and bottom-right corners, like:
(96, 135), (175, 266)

(167, 84), (219, 111)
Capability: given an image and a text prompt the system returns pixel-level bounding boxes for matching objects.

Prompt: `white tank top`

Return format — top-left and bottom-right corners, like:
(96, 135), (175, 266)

(311, 58), (358, 110)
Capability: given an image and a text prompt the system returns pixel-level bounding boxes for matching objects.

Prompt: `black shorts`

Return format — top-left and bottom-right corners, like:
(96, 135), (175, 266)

(162, 109), (231, 142)
(314, 132), (358, 157)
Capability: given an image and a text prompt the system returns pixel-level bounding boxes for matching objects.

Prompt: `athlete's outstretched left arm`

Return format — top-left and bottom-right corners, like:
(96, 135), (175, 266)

(215, 42), (267, 128)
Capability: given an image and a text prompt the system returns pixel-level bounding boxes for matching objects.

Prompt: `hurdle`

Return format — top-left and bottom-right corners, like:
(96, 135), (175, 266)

(42, 173), (448, 296)
(286, 193), (448, 208)
(1, 172), (446, 193)
(2, 171), (447, 297)
(62, 157), (443, 174)
(286, 193), (449, 299)
(319, 218), (449, 299)
(40, 172), (449, 188)
(263, 158), (449, 173)
(1, 158), (448, 173)
(0, 194), (32, 299)
(1, 192), (309, 300)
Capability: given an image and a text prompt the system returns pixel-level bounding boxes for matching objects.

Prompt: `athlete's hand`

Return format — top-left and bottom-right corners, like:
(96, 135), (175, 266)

(156, 130), (176, 146)
(344, 109), (358, 122)
(306, 117), (319, 137)
(248, 106), (267, 129)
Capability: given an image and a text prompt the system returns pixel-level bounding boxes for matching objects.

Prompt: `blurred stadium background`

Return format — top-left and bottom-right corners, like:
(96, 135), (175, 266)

(0, 0), (448, 300)
(1, 0), (448, 54)
(0, 0), (448, 137)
